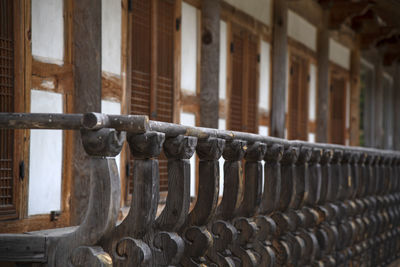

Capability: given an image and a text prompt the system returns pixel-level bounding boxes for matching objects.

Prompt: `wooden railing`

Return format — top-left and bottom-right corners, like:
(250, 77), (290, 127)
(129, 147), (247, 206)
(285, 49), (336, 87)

(1, 112), (400, 266)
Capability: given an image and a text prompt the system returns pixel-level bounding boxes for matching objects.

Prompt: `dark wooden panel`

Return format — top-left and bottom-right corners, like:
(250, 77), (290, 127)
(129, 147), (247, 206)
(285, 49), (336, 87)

(129, 0), (176, 193)
(0, 0), (16, 217)
(329, 76), (346, 144)
(288, 54), (308, 141)
(131, 0), (151, 116)
(228, 31), (244, 132)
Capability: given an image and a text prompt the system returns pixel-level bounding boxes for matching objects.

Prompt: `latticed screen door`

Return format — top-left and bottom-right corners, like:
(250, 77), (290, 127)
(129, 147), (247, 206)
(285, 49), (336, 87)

(0, 0), (16, 218)
(287, 54), (309, 140)
(329, 75), (347, 145)
(228, 25), (259, 133)
(129, 0), (175, 194)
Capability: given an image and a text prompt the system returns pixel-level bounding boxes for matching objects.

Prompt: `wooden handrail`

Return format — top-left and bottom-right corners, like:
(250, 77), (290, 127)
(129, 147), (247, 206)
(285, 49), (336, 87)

(0, 112), (400, 266)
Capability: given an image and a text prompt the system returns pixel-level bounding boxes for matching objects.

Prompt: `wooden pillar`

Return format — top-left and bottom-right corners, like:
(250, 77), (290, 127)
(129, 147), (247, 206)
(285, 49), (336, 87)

(316, 11), (330, 143)
(349, 41), (361, 146)
(374, 56), (384, 149)
(394, 63), (400, 150)
(71, 0), (102, 224)
(199, 0), (220, 128)
(270, 0), (288, 138)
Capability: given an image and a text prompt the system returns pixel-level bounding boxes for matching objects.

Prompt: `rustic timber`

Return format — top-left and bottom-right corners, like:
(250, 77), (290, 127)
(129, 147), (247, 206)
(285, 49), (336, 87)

(394, 63), (400, 150)
(270, 0), (288, 138)
(316, 10), (330, 143)
(71, 0), (102, 225)
(1, 112), (400, 266)
(374, 55), (384, 148)
(349, 40), (361, 146)
(199, 0), (220, 128)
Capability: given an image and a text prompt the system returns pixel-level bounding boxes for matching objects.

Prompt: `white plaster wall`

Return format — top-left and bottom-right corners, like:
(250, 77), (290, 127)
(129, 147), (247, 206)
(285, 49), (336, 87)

(259, 125), (269, 136)
(225, 0), (272, 26)
(102, 0), (122, 75)
(32, 0), (64, 64)
(101, 100), (122, 174)
(308, 133), (315, 143)
(181, 3), (198, 93)
(329, 39), (350, 70)
(259, 41), (271, 111)
(219, 20), (228, 100)
(288, 11), (317, 51)
(28, 90), (63, 215)
(180, 112), (197, 197)
(218, 118), (226, 196)
(309, 64), (317, 121)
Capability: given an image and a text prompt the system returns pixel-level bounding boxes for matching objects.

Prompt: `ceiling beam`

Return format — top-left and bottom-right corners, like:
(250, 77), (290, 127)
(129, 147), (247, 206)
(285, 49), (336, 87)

(360, 26), (397, 49)
(328, 1), (374, 30)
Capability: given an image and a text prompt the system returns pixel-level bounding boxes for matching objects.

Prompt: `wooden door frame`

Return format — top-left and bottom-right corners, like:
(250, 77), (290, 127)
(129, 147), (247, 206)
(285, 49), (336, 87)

(287, 49), (310, 140)
(328, 63), (350, 144)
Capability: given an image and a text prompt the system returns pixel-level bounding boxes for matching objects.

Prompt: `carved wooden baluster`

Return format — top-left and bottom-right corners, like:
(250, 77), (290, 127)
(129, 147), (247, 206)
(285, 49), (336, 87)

(231, 142), (266, 267)
(387, 156), (398, 265)
(382, 154), (394, 265)
(392, 156), (400, 260)
(47, 128), (124, 266)
(271, 145), (302, 266)
(334, 150), (355, 266)
(260, 143), (283, 215)
(207, 139), (247, 266)
(361, 153), (375, 266)
(289, 146), (317, 267)
(180, 137), (225, 266)
(375, 153), (387, 265)
(255, 143), (284, 267)
(301, 147), (323, 266)
(344, 152), (360, 265)
(325, 149), (345, 265)
(314, 149), (337, 266)
(99, 131), (165, 267)
(346, 152), (363, 266)
(152, 135), (198, 265)
(369, 153), (382, 267)
(351, 152), (368, 266)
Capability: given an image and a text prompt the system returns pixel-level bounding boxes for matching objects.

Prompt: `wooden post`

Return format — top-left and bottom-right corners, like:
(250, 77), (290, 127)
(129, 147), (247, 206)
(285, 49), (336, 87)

(374, 56), (384, 149)
(316, 11), (330, 143)
(270, 0), (288, 138)
(71, 0), (102, 224)
(199, 0), (220, 128)
(394, 62), (400, 150)
(349, 41), (361, 146)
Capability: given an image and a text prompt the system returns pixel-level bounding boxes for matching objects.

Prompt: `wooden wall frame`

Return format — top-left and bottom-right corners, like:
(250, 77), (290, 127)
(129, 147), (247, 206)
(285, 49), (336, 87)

(0, 0), (77, 233)
(328, 63), (350, 145)
(287, 49), (310, 141)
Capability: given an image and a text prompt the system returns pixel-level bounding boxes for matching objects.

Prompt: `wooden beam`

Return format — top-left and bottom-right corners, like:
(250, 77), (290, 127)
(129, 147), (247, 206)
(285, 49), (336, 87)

(393, 62), (400, 150)
(288, 0), (323, 28)
(316, 10), (330, 143)
(199, 0), (220, 128)
(270, 0), (288, 138)
(328, 1), (373, 30)
(349, 38), (361, 146)
(360, 26), (397, 50)
(374, 55), (384, 148)
(71, 0), (102, 224)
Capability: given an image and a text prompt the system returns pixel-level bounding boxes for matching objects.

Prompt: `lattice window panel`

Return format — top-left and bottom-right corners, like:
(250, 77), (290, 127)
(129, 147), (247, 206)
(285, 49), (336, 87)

(330, 76), (346, 145)
(129, 0), (175, 194)
(0, 0), (15, 216)
(288, 55), (309, 141)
